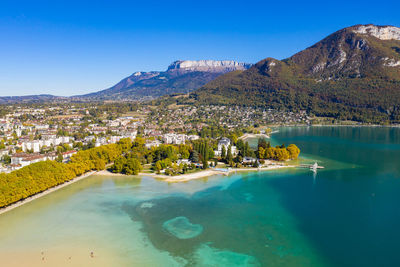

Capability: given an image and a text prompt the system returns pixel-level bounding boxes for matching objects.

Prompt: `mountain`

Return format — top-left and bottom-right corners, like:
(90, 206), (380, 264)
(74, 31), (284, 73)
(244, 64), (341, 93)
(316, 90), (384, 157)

(80, 60), (252, 100)
(0, 94), (68, 104)
(189, 25), (400, 123)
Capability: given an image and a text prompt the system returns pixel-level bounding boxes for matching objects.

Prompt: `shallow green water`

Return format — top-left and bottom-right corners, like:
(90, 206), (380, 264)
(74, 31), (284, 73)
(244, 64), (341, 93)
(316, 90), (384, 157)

(0, 126), (399, 266)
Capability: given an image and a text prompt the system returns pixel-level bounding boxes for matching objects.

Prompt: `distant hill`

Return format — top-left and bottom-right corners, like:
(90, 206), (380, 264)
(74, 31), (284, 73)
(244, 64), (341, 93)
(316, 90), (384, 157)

(189, 25), (400, 123)
(78, 60), (252, 100)
(0, 94), (68, 104)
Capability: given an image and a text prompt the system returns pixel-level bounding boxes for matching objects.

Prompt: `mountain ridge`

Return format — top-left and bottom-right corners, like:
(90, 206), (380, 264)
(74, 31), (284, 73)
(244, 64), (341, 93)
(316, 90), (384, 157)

(187, 24), (400, 123)
(79, 60), (252, 100)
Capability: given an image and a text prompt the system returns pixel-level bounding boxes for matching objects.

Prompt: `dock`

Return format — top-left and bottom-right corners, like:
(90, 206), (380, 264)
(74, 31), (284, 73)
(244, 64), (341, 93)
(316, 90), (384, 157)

(298, 163), (325, 169)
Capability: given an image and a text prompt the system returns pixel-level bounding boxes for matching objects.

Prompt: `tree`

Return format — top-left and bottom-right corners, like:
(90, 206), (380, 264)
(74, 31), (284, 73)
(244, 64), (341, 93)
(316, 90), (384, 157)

(258, 147), (265, 159)
(190, 150), (199, 163)
(243, 142), (251, 157)
(265, 147), (276, 159)
(208, 148), (214, 160)
(155, 161), (162, 173)
(118, 138), (133, 152)
(2, 155), (11, 164)
(226, 145), (233, 163)
(124, 158), (142, 175)
(56, 153), (63, 163)
(93, 158), (106, 170)
(229, 133), (238, 145)
(147, 154), (153, 164)
(274, 148), (290, 161)
(201, 140), (209, 169)
(112, 157), (127, 173)
(236, 139), (244, 154)
(182, 163), (188, 173)
(0, 141), (5, 149)
(221, 145), (226, 159)
(179, 144), (190, 159)
(287, 144), (300, 159)
(202, 157), (208, 169)
(258, 138), (267, 150)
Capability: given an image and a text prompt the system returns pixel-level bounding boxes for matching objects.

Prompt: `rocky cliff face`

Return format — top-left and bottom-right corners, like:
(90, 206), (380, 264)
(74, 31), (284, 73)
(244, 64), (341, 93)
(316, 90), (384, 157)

(353, 25), (400, 40)
(167, 60), (252, 72)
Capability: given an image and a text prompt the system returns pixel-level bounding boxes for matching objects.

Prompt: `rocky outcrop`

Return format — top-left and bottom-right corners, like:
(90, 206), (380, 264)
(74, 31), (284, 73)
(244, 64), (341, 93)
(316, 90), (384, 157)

(167, 60), (252, 73)
(353, 25), (400, 40)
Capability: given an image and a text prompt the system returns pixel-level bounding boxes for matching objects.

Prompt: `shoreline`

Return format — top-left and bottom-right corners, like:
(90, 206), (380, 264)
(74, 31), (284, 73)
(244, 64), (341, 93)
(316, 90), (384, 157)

(97, 164), (295, 182)
(239, 133), (270, 140)
(164, 165), (294, 182)
(1, 165), (294, 216)
(0, 158), (300, 215)
(266, 123), (400, 128)
(0, 170), (96, 215)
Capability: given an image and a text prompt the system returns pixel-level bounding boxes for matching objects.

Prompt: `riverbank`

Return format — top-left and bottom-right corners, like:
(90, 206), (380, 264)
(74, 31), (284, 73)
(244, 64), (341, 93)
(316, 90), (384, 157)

(0, 170), (96, 215)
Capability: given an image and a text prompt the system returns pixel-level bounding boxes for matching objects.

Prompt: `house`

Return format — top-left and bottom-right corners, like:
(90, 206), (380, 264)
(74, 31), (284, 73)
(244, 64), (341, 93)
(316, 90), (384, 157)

(145, 140), (161, 149)
(215, 137), (238, 157)
(22, 140), (41, 153)
(162, 133), (187, 145)
(187, 135), (200, 141)
(95, 137), (107, 147)
(11, 153), (30, 165)
(46, 152), (57, 161)
(177, 159), (191, 165)
(20, 154), (47, 167)
(242, 157), (256, 164)
(0, 149), (9, 157)
(62, 150), (77, 161)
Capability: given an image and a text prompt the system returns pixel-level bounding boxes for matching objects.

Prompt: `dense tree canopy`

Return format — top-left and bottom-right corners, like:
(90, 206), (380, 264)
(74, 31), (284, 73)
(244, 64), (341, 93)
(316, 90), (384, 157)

(0, 138), (132, 208)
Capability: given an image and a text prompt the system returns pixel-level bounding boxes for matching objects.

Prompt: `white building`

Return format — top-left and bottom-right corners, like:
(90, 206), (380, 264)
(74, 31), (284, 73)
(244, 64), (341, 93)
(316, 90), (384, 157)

(187, 135), (200, 141)
(15, 128), (22, 137)
(35, 124), (49, 130)
(215, 137), (238, 157)
(162, 133), (187, 145)
(177, 159), (191, 165)
(62, 150), (77, 162)
(0, 149), (9, 157)
(20, 154), (47, 167)
(22, 140), (41, 153)
(95, 137), (107, 147)
(145, 140), (162, 149)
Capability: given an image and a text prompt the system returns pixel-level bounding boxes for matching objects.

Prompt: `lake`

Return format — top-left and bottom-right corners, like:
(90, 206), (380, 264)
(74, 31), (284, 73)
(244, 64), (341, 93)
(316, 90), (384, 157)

(0, 126), (399, 266)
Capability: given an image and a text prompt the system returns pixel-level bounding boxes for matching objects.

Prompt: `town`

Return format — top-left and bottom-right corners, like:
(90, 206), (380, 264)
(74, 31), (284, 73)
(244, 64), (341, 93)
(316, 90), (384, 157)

(0, 103), (307, 173)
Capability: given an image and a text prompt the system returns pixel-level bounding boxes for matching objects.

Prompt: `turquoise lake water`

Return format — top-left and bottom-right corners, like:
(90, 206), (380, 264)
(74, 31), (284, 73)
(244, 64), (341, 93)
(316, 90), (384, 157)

(0, 126), (399, 266)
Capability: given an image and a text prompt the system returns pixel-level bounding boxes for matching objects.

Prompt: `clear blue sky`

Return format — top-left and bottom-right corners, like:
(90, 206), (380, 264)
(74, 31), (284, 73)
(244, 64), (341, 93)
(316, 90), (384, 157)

(0, 0), (399, 96)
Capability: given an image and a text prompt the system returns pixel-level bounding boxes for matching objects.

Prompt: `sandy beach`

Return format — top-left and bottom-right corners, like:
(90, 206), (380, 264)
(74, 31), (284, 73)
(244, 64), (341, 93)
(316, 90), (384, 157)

(163, 165), (294, 182)
(239, 133), (270, 140)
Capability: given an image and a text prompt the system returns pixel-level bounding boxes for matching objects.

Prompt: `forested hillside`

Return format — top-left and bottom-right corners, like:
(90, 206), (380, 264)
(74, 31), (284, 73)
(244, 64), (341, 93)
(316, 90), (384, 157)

(188, 25), (400, 123)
